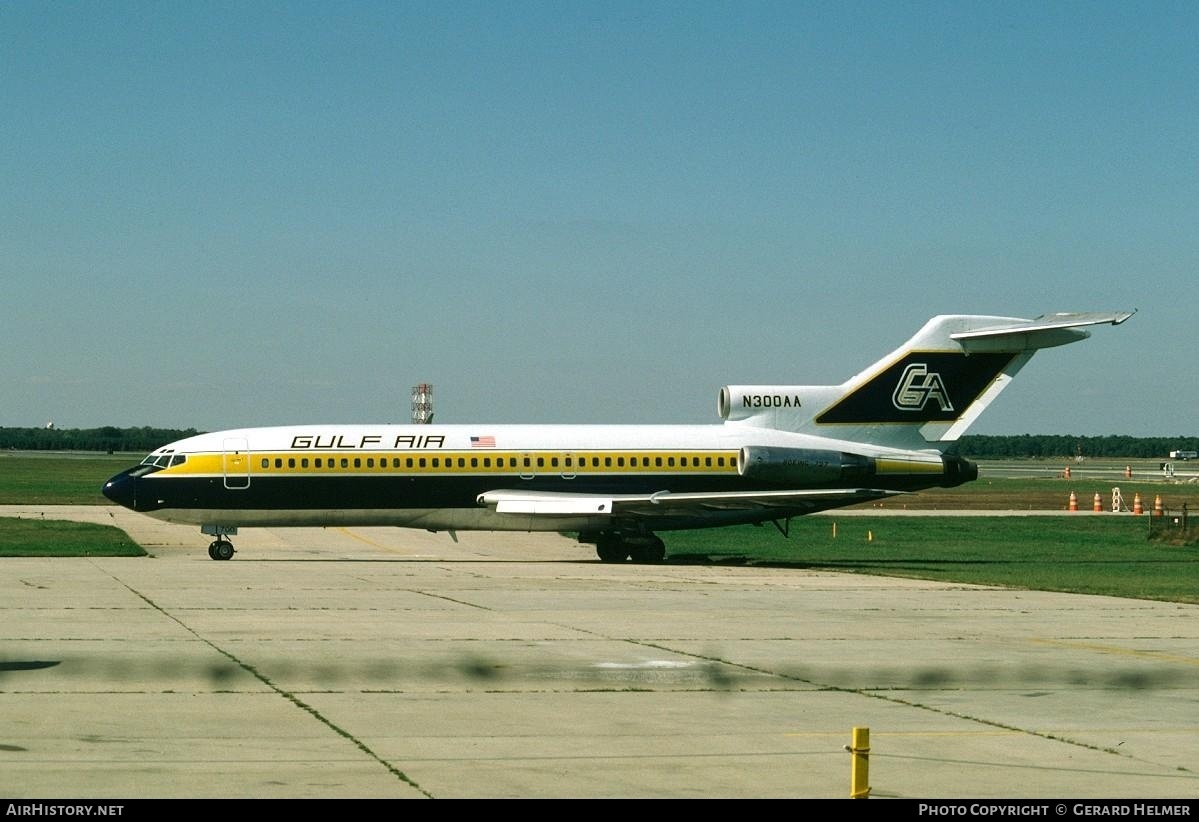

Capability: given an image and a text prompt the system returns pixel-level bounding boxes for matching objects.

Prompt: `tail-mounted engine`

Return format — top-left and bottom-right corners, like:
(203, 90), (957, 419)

(719, 385), (808, 422)
(737, 446), (977, 489)
(737, 446), (874, 486)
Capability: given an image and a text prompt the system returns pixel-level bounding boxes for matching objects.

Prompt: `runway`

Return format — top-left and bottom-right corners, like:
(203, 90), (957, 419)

(1, 506), (1197, 799)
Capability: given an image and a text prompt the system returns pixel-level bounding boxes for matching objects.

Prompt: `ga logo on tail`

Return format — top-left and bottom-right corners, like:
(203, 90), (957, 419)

(892, 363), (953, 413)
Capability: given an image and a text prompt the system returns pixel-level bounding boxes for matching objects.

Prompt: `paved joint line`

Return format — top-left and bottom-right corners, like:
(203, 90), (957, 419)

(97, 562), (433, 798)
(620, 638), (1148, 763)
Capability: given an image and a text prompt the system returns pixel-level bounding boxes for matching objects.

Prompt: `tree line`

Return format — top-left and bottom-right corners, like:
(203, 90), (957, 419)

(0, 427), (201, 453)
(955, 434), (1199, 459)
(2, 427), (1196, 460)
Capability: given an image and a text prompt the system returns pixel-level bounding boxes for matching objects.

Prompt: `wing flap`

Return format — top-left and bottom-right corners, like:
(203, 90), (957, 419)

(493, 496), (615, 515)
(478, 488), (901, 518)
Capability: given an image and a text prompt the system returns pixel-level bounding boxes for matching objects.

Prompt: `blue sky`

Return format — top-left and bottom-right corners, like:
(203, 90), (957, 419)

(3, 2), (1195, 436)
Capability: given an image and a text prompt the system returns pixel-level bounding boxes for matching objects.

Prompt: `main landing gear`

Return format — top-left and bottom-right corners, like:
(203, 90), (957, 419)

(207, 539), (235, 561)
(581, 530), (667, 564)
(201, 525), (239, 561)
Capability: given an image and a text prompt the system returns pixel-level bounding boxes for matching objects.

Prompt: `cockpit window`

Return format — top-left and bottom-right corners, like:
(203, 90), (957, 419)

(140, 452), (185, 468)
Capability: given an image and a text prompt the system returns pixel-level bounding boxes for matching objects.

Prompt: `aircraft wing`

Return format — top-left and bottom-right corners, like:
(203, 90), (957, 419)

(476, 487), (902, 518)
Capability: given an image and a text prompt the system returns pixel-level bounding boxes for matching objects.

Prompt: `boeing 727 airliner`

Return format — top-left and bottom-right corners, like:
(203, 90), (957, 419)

(103, 312), (1132, 561)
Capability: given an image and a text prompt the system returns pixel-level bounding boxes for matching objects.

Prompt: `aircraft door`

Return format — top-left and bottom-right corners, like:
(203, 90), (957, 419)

(519, 452), (535, 481)
(222, 437), (251, 490)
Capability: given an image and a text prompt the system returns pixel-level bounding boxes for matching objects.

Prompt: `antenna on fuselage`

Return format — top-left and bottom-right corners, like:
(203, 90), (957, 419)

(412, 383), (434, 424)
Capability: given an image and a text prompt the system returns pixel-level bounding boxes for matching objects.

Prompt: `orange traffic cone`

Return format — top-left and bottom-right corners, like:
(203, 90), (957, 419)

(1154, 495), (1163, 516)
(1133, 492), (1143, 515)
(1068, 491), (1078, 512)
(1093, 493), (1102, 512)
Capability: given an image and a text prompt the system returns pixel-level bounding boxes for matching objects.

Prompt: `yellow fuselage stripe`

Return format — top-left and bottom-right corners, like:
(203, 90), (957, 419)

(154, 449), (743, 477)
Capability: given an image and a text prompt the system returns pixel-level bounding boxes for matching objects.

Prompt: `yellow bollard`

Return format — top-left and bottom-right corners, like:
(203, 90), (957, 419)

(848, 726), (870, 798)
(832, 522), (837, 539)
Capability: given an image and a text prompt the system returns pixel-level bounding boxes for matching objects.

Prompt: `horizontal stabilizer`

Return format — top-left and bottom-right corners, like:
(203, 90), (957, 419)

(950, 311), (1135, 351)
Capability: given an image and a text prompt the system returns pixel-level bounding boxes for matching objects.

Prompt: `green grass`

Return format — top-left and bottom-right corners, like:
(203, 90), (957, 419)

(0, 517), (146, 557)
(664, 516), (1199, 604)
(0, 454), (134, 504)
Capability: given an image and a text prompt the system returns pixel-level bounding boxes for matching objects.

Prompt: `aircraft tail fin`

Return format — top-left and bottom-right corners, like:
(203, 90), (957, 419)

(719, 311), (1134, 450)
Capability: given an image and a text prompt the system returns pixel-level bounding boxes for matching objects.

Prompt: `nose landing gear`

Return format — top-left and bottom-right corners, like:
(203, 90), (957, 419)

(201, 525), (239, 561)
(207, 540), (236, 561)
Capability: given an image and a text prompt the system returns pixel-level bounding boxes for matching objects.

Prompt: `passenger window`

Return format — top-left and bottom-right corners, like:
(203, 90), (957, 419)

(551, 457), (559, 468)
(537, 457), (544, 468)
(524, 457), (531, 468)
(288, 458), (296, 468)
(419, 457), (426, 468)
(315, 458), (323, 468)
(617, 457), (625, 467)
(484, 457), (491, 468)
(655, 457), (663, 467)
(301, 458), (309, 468)
(261, 459), (269, 469)
(668, 457), (675, 467)
(604, 456), (612, 467)
(341, 458), (349, 468)
(458, 457), (465, 468)
(705, 457), (712, 467)
(367, 458), (374, 468)
(406, 457), (414, 468)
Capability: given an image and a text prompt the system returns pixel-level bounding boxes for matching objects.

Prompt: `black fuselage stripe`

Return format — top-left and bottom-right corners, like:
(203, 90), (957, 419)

(127, 472), (946, 513)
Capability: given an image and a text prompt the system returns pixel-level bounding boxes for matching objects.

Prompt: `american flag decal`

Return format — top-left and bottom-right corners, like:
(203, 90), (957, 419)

(470, 435), (496, 448)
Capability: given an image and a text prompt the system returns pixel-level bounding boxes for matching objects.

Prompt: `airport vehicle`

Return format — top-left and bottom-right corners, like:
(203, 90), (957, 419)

(103, 312), (1132, 561)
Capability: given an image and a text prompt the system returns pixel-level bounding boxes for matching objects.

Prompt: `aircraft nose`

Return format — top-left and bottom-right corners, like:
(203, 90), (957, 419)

(102, 470), (137, 509)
